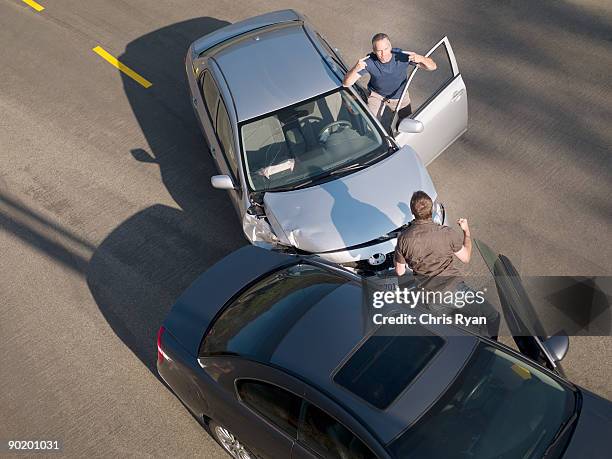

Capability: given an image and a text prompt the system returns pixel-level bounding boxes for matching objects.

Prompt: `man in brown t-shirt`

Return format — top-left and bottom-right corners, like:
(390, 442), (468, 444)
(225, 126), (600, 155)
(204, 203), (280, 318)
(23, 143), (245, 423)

(394, 191), (472, 281)
(394, 191), (499, 338)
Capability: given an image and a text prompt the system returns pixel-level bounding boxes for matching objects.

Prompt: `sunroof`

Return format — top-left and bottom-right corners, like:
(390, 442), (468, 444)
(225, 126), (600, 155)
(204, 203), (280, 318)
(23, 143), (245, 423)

(334, 330), (444, 409)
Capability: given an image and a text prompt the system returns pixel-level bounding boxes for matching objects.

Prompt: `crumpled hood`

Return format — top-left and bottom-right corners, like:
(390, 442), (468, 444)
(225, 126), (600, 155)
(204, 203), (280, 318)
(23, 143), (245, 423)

(263, 146), (437, 253)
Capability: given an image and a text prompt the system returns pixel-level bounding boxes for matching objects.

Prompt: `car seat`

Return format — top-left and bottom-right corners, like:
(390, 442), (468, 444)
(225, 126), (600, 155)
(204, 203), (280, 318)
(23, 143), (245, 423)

(242, 116), (294, 186)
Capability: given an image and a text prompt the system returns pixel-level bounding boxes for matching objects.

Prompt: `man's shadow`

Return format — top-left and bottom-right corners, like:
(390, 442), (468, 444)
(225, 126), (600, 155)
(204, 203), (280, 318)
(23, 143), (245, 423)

(86, 18), (245, 374)
(322, 179), (400, 257)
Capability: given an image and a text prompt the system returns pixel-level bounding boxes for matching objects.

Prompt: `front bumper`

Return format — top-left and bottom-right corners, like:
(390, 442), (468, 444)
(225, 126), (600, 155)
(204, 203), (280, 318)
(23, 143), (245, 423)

(314, 237), (398, 271)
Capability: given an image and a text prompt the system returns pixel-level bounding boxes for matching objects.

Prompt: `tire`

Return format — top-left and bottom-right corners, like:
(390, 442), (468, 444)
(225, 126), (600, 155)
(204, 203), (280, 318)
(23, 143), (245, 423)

(209, 420), (255, 459)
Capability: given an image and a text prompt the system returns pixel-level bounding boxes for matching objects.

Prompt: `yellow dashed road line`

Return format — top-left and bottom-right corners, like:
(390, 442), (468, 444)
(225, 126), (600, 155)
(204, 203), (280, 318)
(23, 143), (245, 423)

(22, 0), (45, 12)
(92, 46), (153, 89)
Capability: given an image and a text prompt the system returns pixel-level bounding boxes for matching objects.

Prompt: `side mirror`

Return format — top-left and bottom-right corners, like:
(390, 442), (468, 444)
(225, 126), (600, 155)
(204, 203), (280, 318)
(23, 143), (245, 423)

(398, 118), (424, 134)
(211, 175), (235, 190)
(542, 334), (570, 362)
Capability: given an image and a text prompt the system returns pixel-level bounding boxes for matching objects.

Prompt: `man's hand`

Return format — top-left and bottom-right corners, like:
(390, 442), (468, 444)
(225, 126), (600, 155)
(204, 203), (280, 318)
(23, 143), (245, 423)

(454, 218), (472, 264)
(457, 218), (470, 236)
(407, 51), (423, 63)
(406, 51), (437, 71)
(343, 55), (369, 87)
(355, 55), (369, 71)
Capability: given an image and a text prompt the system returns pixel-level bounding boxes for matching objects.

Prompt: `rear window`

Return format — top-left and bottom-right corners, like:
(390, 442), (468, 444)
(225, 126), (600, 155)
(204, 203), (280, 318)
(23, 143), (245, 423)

(334, 331), (444, 409)
(200, 263), (350, 360)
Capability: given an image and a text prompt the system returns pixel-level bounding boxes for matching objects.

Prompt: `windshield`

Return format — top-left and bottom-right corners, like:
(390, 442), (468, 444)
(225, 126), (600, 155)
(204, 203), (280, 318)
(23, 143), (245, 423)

(389, 344), (576, 458)
(240, 88), (387, 192)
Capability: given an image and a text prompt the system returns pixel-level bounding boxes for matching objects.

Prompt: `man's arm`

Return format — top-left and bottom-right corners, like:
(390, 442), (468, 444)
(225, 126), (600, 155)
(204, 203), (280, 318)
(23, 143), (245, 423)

(394, 244), (407, 276)
(342, 55), (369, 87)
(406, 51), (437, 71)
(453, 218), (472, 263)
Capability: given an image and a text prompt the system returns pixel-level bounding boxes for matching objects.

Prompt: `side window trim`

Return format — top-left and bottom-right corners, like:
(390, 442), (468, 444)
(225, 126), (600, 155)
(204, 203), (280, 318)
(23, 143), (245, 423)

(316, 32), (348, 72)
(201, 70), (239, 182)
(296, 400), (377, 459)
(235, 378), (304, 439)
(216, 99), (239, 180)
(201, 70), (221, 130)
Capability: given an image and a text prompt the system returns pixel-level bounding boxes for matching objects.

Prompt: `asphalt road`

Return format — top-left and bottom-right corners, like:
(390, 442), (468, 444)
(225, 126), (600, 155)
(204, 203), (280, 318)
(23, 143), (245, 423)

(1, 0), (610, 457)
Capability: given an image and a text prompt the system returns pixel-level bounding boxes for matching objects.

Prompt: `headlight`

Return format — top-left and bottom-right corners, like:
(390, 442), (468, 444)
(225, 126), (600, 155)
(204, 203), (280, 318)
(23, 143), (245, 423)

(432, 200), (445, 226)
(242, 213), (280, 248)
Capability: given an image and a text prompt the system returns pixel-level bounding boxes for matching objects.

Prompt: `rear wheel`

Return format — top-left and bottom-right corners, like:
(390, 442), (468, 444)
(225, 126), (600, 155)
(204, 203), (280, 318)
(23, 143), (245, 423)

(210, 421), (255, 459)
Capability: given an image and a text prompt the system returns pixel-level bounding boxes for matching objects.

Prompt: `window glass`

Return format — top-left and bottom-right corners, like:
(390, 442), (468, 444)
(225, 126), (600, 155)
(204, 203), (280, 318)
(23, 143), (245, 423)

(299, 402), (375, 459)
(237, 380), (302, 437)
(406, 43), (455, 115)
(202, 72), (220, 126)
(389, 344), (576, 458)
(216, 100), (239, 178)
(200, 264), (351, 360)
(240, 88), (386, 192)
(334, 330), (444, 409)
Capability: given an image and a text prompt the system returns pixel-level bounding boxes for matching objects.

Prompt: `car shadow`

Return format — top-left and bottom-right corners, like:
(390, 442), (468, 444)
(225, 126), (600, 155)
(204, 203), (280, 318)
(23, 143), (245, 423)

(86, 18), (246, 375)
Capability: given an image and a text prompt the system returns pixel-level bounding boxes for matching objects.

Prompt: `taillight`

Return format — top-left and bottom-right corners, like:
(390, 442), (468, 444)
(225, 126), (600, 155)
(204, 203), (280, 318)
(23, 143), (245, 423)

(157, 326), (166, 364)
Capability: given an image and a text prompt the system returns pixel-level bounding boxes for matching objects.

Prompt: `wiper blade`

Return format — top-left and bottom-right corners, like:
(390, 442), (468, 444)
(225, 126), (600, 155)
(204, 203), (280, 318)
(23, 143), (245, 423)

(329, 162), (368, 175)
(542, 407), (579, 457)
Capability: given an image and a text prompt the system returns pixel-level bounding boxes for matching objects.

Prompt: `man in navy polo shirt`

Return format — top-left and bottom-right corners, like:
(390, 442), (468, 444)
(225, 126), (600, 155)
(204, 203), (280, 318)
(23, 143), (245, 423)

(343, 33), (436, 121)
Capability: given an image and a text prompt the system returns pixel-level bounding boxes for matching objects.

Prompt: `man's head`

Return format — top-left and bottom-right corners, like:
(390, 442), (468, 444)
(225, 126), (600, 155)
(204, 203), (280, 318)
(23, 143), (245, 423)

(410, 191), (433, 221)
(372, 33), (392, 63)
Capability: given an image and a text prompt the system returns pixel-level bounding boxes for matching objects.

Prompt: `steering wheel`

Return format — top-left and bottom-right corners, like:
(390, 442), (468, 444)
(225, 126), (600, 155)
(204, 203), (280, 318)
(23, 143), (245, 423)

(284, 114), (323, 131)
(461, 375), (490, 411)
(318, 120), (353, 143)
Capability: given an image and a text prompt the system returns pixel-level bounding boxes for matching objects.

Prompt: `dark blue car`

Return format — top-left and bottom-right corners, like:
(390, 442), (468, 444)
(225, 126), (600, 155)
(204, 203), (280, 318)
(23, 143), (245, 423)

(157, 244), (611, 458)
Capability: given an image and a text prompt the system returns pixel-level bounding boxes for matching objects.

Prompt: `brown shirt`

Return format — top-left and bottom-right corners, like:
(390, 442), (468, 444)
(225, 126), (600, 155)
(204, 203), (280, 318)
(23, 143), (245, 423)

(394, 220), (464, 279)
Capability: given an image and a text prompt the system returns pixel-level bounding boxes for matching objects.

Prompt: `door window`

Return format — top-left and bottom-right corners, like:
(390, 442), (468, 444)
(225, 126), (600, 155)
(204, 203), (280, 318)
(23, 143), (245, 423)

(236, 380), (302, 437)
(216, 100), (239, 178)
(298, 402), (375, 459)
(406, 40), (456, 116)
(202, 71), (220, 127)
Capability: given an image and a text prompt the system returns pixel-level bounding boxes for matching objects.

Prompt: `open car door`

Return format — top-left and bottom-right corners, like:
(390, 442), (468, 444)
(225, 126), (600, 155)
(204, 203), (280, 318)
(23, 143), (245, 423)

(475, 240), (569, 376)
(392, 37), (468, 166)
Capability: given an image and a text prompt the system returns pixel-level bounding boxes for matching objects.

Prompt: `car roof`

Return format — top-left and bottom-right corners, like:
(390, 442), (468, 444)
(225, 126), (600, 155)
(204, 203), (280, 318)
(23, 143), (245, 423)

(211, 23), (340, 122)
(231, 270), (479, 445)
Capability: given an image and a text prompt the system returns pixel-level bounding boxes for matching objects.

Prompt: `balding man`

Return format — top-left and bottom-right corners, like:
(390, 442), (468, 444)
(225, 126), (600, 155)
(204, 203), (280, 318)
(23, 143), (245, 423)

(343, 33), (436, 120)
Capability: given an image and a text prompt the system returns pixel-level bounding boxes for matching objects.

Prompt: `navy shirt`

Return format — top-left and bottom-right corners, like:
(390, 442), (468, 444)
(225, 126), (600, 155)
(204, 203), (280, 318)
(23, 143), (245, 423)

(358, 48), (411, 98)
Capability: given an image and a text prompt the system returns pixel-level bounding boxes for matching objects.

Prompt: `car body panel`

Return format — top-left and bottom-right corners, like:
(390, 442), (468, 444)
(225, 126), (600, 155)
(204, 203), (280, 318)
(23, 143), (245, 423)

(275, 314), (478, 445)
(562, 389), (612, 458)
(213, 24), (340, 122)
(309, 238), (398, 265)
(162, 245), (294, 355)
(263, 146), (436, 254)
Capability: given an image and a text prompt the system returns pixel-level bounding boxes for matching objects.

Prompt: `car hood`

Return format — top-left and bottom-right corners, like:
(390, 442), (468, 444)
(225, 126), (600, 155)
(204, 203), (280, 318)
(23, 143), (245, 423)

(562, 389), (612, 458)
(263, 146), (436, 253)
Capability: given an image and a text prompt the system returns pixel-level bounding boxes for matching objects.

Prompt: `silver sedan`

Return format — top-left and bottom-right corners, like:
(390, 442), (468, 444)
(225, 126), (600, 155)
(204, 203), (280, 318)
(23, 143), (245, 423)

(185, 9), (468, 270)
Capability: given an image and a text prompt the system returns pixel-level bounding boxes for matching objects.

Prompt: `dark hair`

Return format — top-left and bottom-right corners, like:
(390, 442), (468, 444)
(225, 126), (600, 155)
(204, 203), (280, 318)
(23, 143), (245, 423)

(410, 191), (433, 220)
(371, 33), (389, 45)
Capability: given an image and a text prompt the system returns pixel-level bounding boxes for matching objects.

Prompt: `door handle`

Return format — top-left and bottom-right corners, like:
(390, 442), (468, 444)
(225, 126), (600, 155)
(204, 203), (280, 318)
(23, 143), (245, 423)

(451, 90), (465, 102)
(192, 98), (197, 107)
